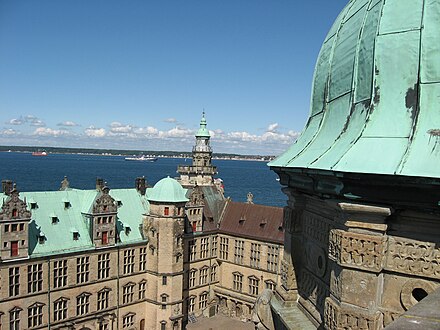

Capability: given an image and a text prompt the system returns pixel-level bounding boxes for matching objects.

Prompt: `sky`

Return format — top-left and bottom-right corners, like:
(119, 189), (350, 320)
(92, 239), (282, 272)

(0, 0), (347, 155)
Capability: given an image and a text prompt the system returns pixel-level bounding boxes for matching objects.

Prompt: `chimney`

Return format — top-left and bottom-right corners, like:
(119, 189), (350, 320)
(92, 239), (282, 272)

(135, 176), (146, 195)
(1, 180), (13, 195)
(96, 178), (105, 191)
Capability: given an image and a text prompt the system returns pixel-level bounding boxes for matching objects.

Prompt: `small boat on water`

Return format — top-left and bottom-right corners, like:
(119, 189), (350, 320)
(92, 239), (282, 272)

(32, 151), (48, 156)
(125, 155), (158, 162)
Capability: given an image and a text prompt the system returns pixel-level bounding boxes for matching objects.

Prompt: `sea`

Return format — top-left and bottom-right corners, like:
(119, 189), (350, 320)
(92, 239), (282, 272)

(0, 152), (287, 207)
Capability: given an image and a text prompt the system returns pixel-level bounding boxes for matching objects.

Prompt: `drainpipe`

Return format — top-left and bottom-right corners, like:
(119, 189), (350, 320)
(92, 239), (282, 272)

(48, 257), (51, 330)
(116, 246), (120, 330)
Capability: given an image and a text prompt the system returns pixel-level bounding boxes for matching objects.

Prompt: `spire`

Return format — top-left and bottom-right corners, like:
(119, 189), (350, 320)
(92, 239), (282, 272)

(196, 112), (210, 138)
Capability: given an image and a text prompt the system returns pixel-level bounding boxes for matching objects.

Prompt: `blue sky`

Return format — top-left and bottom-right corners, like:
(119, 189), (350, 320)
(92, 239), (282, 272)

(0, 0), (346, 155)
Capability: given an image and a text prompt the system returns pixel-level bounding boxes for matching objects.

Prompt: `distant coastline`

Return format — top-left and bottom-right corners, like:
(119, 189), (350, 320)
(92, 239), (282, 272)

(0, 145), (275, 162)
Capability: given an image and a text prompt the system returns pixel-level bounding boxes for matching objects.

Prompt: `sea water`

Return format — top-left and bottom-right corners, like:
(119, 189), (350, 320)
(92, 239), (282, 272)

(0, 152), (286, 207)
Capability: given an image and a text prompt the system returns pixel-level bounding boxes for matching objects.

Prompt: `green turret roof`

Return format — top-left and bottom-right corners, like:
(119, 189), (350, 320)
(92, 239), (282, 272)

(270, 0), (440, 179)
(147, 176), (188, 203)
(196, 112), (210, 138)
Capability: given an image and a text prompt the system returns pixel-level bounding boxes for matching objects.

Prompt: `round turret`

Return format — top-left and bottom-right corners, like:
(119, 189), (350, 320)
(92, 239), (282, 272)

(195, 112), (210, 138)
(271, 0), (440, 179)
(148, 176), (188, 203)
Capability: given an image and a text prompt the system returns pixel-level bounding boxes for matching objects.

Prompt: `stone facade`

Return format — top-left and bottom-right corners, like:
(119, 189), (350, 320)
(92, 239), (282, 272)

(268, 171), (440, 330)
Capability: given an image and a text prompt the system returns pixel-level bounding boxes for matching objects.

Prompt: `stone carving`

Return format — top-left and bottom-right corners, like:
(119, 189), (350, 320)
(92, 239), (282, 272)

(298, 269), (329, 312)
(324, 298), (382, 330)
(329, 229), (385, 272)
(400, 279), (437, 311)
(281, 259), (296, 290)
(386, 236), (440, 279)
(246, 192), (254, 204)
(302, 211), (333, 247)
(187, 186), (204, 207)
(252, 289), (275, 330)
(93, 187), (117, 214)
(0, 186), (31, 220)
(304, 243), (327, 277)
(283, 206), (301, 233)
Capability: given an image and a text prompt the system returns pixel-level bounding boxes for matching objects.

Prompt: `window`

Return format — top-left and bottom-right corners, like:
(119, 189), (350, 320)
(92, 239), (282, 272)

(54, 260), (68, 288)
(139, 247), (147, 271)
(189, 269), (197, 288)
(233, 272), (243, 292)
(123, 249), (135, 274)
(160, 321), (167, 330)
(211, 235), (217, 257)
(101, 231), (108, 245)
(98, 288), (110, 310)
(250, 243), (261, 268)
(9, 266), (20, 297)
(98, 253), (110, 279)
(123, 313), (135, 328)
(28, 263), (43, 293)
(219, 237), (229, 260)
(73, 231), (79, 240)
(189, 239), (197, 261)
(9, 307), (22, 330)
(11, 240), (19, 257)
(76, 293), (90, 316)
(200, 237), (209, 259)
(76, 256), (90, 284)
(164, 207), (169, 216)
(123, 283), (135, 304)
(139, 280), (147, 300)
(161, 294), (168, 303)
(53, 298), (68, 321)
(249, 276), (259, 296)
(199, 267), (208, 285)
(162, 276), (167, 285)
(28, 303), (44, 328)
(188, 296), (196, 313)
(199, 292), (208, 309)
(265, 280), (276, 291)
(234, 239), (244, 264)
(267, 245), (279, 272)
(210, 264), (217, 282)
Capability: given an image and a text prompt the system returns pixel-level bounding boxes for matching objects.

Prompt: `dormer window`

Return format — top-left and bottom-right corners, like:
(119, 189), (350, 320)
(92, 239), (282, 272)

(30, 202), (38, 210)
(164, 207), (169, 216)
(260, 220), (267, 227)
(239, 216), (246, 224)
(125, 225), (131, 236)
(117, 200), (122, 207)
(64, 201), (71, 208)
(50, 212), (58, 224)
(38, 233), (46, 244)
(72, 231), (79, 240)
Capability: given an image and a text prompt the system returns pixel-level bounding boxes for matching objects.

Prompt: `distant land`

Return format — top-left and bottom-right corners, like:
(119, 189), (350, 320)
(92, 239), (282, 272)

(0, 145), (275, 162)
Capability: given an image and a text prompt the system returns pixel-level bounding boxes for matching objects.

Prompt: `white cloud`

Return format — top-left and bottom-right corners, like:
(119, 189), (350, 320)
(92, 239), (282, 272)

(1, 128), (19, 136)
(33, 127), (68, 137)
(30, 119), (46, 127)
(164, 118), (177, 123)
(7, 118), (24, 125)
(267, 123), (279, 132)
(159, 127), (193, 139)
(84, 126), (106, 137)
(109, 122), (135, 134)
(135, 126), (159, 135)
(58, 121), (79, 127)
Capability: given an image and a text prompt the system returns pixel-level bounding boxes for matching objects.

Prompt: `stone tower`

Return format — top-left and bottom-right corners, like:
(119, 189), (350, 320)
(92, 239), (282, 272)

(178, 113), (217, 187)
(144, 177), (188, 329)
(0, 183), (31, 261)
(269, 0), (440, 328)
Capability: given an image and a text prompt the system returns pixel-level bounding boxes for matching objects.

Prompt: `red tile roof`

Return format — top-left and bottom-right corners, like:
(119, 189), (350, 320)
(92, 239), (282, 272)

(219, 201), (284, 244)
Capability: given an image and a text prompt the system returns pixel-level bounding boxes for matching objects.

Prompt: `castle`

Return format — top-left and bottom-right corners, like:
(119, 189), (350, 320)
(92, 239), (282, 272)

(263, 0), (440, 329)
(0, 114), (284, 330)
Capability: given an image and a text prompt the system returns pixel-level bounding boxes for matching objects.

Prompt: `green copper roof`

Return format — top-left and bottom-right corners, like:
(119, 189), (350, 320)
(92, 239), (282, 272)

(270, 0), (440, 179)
(196, 112), (210, 138)
(147, 177), (188, 203)
(2, 188), (149, 258)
